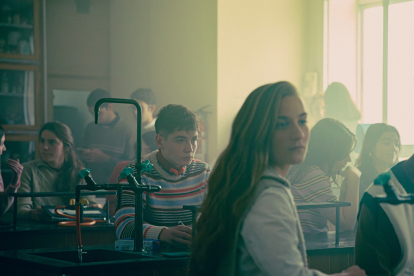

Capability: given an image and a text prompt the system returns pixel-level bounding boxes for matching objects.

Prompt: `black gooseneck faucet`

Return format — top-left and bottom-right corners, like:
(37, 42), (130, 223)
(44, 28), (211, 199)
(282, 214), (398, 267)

(74, 98), (161, 262)
(95, 98), (142, 175)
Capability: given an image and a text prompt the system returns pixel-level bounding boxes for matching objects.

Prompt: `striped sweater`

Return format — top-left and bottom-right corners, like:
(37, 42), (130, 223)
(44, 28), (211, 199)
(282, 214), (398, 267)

(115, 150), (210, 240)
(289, 165), (338, 233)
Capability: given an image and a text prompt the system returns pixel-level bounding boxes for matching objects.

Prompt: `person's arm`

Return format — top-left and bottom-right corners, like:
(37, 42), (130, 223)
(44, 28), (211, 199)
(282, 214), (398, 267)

(114, 183), (191, 245)
(240, 187), (364, 276)
(325, 166), (360, 231)
(0, 181), (20, 216)
(0, 159), (23, 216)
(16, 164), (41, 220)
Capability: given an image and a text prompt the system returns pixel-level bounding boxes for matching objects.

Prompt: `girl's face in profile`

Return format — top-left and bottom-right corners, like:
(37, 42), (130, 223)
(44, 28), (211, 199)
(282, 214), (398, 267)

(373, 131), (399, 166)
(270, 96), (309, 171)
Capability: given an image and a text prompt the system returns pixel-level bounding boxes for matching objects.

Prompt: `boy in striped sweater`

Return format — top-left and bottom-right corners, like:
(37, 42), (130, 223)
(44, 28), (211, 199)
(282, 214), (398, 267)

(115, 104), (210, 246)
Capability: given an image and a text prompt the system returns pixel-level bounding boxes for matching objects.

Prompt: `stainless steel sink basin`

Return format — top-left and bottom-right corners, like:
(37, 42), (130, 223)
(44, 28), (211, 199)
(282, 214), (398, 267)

(29, 249), (154, 264)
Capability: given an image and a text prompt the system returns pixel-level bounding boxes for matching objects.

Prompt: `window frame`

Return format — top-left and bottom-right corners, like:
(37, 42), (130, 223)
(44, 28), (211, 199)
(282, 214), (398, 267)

(358, 0), (414, 156)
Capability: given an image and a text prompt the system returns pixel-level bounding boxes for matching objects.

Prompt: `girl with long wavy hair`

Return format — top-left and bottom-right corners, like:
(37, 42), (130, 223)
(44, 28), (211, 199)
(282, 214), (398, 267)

(355, 123), (401, 200)
(17, 122), (100, 220)
(189, 82), (365, 276)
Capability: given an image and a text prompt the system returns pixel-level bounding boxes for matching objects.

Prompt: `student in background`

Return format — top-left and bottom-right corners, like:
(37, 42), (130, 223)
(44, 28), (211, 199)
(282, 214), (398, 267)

(115, 104), (210, 245)
(288, 118), (360, 234)
(324, 82), (361, 135)
(190, 82), (364, 276)
(0, 125), (23, 217)
(79, 89), (136, 184)
(356, 153), (414, 275)
(17, 122), (99, 220)
(130, 88), (157, 155)
(355, 123), (401, 201)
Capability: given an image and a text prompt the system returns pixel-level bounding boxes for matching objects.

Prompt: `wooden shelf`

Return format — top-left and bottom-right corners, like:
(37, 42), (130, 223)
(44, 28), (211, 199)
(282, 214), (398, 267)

(0, 23), (33, 29)
(0, 93), (25, 97)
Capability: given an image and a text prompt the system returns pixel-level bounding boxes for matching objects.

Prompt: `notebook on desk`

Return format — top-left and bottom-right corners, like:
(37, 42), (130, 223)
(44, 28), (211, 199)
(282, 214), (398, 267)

(41, 206), (107, 222)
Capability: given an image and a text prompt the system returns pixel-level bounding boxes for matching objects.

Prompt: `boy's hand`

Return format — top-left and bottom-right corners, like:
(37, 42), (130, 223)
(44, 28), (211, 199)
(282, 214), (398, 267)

(159, 225), (192, 245)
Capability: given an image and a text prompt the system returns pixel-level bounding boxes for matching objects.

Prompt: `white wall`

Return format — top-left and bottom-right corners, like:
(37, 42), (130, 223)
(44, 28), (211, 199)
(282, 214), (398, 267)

(46, 0), (110, 87)
(327, 0), (359, 101)
(110, 0), (217, 163)
(47, 0), (312, 164)
(216, 0), (306, 160)
(303, 0), (325, 94)
(46, 0), (111, 118)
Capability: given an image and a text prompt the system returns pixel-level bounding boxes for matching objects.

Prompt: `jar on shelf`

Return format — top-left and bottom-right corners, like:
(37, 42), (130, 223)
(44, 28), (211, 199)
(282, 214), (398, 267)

(7, 31), (21, 54)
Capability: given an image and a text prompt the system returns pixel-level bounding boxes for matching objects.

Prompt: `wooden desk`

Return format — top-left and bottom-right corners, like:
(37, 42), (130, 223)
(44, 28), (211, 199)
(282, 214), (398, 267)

(0, 219), (116, 251)
(306, 231), (355, 274)
(0, 244), (188, 276)
(0, 231), (355, 275)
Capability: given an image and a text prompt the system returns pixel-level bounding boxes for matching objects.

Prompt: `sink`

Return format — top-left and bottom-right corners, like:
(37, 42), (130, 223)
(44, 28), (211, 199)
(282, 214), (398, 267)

(29, 249), (154, 264)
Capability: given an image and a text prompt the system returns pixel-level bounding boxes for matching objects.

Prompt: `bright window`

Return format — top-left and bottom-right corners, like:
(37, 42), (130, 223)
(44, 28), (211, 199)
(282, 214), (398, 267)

(361, 6), (382, 124)
(360, 0), (414, 145)
(387, 1), (414, 145)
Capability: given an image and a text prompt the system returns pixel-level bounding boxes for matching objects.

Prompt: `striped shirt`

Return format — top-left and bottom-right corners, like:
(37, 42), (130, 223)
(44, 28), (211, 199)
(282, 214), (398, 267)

(289, 165), (338, 234)
(115, 150), (210, 240)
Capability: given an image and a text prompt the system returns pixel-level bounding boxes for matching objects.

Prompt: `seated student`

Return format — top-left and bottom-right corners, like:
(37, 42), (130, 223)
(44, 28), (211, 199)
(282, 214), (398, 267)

(79, 88), (136, 184)
(189, 81), (364, 276)
(324, 82), (361, 135)
(17, 122), (99, 221)
(130, 88), (157, 155)
(355, 123), (401, 201)
(288, 118), (360, 233)
(0, 125), (23, 217)
(355, 153), (414, 275)
(115, 104), (210, 245)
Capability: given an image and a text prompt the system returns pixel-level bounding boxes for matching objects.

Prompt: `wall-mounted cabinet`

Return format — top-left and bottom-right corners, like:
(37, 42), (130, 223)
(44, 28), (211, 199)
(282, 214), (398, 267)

(0, 0), (40, 60)
(0, 64), (41, 129)
(0, 0), (44, 170)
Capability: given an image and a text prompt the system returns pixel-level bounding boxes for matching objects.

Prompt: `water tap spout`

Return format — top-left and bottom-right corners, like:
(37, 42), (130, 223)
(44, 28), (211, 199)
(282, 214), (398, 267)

(94, 98), (142, 178)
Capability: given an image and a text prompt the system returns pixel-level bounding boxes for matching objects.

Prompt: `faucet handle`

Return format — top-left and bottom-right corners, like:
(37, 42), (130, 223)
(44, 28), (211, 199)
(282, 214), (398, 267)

(141, 160), (153, 173)
(78, 169), (91, 179)
(120, 167), (134, 179)
(374, 171), (391, 186)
